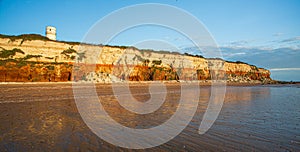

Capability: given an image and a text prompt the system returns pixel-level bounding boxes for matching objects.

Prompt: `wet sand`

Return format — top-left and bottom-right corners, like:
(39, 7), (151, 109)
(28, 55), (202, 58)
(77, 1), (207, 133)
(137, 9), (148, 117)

(0, 83), (299, 151)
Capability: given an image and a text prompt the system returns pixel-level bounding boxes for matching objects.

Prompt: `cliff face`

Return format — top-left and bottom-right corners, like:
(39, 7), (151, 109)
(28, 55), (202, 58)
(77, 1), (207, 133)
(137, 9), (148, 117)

(0, 34), (271, 83)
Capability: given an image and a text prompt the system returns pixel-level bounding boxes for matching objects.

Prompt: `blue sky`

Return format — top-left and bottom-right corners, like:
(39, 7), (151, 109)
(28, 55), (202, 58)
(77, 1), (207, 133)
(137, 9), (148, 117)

(0, 0), (299, 81)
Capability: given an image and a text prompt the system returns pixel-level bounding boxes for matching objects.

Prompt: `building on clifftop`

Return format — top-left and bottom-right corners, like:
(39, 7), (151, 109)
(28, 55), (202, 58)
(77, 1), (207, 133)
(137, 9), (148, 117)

(45, 26), (56, 40)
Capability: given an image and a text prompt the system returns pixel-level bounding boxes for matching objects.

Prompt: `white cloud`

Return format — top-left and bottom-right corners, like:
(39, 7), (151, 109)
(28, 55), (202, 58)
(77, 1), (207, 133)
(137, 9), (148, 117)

(229, 40), (249, 46)
(280, 36), (300, 43)
(223, 52), (246, 57)
(272, 32), (285, 37)
(270, 68), (300, 71)
(222, 36), (300, 50)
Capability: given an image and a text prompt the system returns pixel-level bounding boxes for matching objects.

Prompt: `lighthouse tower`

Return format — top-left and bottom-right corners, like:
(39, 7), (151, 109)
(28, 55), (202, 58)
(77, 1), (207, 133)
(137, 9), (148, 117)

(45, 26), (56, 40)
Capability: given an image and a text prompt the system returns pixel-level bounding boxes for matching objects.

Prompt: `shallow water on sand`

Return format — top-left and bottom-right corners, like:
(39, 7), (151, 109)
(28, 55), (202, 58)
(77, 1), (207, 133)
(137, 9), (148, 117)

(0, 83), (299, 151)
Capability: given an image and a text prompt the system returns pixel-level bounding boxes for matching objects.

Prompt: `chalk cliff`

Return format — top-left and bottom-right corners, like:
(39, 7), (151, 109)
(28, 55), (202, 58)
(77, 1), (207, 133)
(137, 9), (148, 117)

(0, 34), (272, 83)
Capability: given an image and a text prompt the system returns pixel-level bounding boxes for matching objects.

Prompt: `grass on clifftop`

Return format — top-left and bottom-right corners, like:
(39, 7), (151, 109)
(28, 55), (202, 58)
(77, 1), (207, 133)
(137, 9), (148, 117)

(0, 34), (50, 42)
(0, 34), (82, 45)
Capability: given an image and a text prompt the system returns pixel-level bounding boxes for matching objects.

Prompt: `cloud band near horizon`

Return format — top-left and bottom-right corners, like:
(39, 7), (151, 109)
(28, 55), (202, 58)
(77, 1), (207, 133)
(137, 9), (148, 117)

(269, 68), (300, 71)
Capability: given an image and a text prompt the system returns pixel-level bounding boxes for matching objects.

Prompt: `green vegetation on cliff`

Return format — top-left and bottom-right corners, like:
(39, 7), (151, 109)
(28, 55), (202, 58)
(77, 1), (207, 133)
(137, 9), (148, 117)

(0, 34), (49, 42)
(0, 48), (25, 58)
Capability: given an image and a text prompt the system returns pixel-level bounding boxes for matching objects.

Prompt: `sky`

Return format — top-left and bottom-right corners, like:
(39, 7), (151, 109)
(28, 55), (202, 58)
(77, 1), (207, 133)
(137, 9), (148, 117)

(0, 0), (300, 81)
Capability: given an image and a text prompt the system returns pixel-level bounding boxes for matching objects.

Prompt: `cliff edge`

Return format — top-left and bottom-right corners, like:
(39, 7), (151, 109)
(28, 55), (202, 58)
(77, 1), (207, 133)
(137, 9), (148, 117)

(0, 34), (272, 83)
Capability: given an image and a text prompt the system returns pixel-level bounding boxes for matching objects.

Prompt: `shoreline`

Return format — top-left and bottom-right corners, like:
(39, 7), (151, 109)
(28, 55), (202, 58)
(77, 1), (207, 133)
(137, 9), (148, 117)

(0, 80), (298, 86)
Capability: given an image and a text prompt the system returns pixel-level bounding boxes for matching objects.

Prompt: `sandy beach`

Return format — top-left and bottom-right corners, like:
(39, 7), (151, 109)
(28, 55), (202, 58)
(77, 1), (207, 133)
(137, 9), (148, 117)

(0, 83), (299, 151)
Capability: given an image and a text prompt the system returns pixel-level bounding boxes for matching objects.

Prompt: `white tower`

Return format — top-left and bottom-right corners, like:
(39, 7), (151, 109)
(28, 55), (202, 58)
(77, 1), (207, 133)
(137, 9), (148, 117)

(46, 26), (56, 40)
